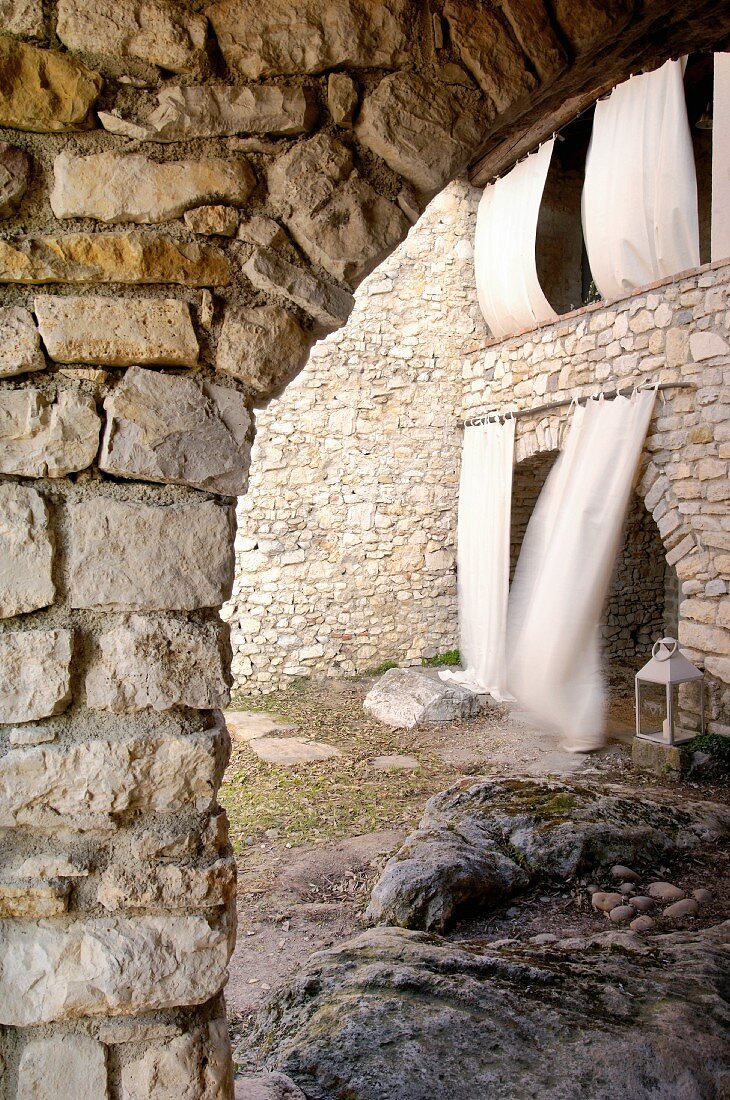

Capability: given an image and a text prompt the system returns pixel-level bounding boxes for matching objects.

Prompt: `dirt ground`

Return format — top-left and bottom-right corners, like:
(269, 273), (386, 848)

(221, 671), (728, 1071)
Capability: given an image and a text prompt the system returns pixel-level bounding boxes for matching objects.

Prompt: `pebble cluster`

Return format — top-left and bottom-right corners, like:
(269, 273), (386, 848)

(588, 865), (713, 932)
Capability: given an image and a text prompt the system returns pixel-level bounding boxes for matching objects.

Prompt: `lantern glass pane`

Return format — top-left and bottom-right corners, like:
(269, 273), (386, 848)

(678, 679), (703, 737)
(637, 681), (666, 738)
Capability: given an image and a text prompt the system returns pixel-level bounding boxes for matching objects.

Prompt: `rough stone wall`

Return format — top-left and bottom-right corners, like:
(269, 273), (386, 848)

(463, 261), (730, 734)
(0, 0), (726, 1093)
(224, 181), (482, 690)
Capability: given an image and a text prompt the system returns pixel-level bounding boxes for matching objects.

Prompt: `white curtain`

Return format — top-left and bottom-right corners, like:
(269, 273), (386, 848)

(582, 59), (700, 299)
(442, 418), (515, 699)
(507, 390), (656, 751)
(712, 53), (730, 261)
(474, 139), (559, 339)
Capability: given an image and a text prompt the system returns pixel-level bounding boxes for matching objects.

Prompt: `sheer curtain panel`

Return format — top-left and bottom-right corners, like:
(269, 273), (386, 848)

(582, 59), (700, 300)
(507, 390), (656, 751)
(443, 418), (515, 699)
(474, 139), (559, 339)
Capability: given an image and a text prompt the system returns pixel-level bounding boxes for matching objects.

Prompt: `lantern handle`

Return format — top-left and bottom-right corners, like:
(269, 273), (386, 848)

(652, 637), (678, 661)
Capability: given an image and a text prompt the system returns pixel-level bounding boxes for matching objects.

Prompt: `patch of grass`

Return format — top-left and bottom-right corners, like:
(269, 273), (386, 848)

(361, 659), (399, 677)
(422, 650), (460, 667)
(220, 680), (474, 852)
(682, 733), (730, 775)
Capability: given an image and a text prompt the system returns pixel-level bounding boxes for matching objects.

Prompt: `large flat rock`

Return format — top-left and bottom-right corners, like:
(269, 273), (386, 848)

(100, 84), (318, 141)
(35, 295), (199, 367)
(0, 35), (101, 132)
(0, 726), (225, 827)
(363, 666), (482, 729)
(85, 615), (231, 713)
(68, 498), (234, 611)
(100, 366), (251, 494)
(0, 306), (45, 377)
(0, 629), (73, 724)
(0, 234), (230, 285)
(51, 150), (255, 224)
(56, 0), (208, 75)
(0, 483), (54, 618)
(250, 922), (730, 1100)
(247, 736), (342, 765)
(355, 72), (488, 195)
(206, 0), (411, 79)
(0, 911), (232, 1025)
(0, 387), (101, 477)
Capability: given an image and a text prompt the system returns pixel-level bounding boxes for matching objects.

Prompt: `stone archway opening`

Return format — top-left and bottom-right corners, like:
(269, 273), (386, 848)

(509, 445), (680, 735)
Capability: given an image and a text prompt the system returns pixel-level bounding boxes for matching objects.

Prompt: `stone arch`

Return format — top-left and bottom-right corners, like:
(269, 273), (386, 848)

(1, 2), (728, 1095)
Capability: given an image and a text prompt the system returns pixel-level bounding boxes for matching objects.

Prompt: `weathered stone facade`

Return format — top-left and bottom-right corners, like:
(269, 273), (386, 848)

(224, 182), (480, 689)
(1, 0), (727, 1094)
(227, 189), (727, 709)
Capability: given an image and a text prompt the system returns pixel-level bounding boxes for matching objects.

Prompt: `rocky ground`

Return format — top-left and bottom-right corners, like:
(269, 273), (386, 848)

(222, 673), (729, 1099)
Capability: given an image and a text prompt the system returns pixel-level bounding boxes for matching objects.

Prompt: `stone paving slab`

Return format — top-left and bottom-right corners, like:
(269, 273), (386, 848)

(225, 710), (297, 742)
(371, 755), (421, 771)
(247, 736), (342, 765)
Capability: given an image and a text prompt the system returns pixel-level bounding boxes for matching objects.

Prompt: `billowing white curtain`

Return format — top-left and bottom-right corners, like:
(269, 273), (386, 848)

(442, 418), (515, 699)
(582, 59), (700, 299)
(507, 390), (656, 751)
(712, 53), (730, 261)
(474, 139), (559, 339)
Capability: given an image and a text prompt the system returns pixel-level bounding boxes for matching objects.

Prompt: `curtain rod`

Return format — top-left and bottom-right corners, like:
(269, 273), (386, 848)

(459, 381), (695, 428)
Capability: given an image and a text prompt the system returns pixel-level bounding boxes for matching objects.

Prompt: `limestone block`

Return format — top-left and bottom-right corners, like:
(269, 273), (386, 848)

(97, 856), (235, 910)
(202, 1018), (234, 1100)
(268, 134), (408, 284)
(0, 911), (232, 1025)
(120, 1034), (200, 1100)
(550, 0), (634, 54)
(444, 0), (537, 111)
(363, 667), (482, 729)
(56, 0), (207, 74)
(690, 331), (729, 361)
(0, 483), (54, 617)
(355, 72), (487, 194)
(243, 248), (353, 334)
(206, 0), (411, 79)
(0, 234), (230, 285)
(17, 1035), (108, 1100)
(0, 0), (44, 35)
(0, 726), (226, 826)
(68, 499), (234, 610)
(51, 150), (256, 224)
(85, 615), (231, 712)
(0, 629), (72, 723)
(0, 35), (101, 132)
(237, 215), (288, 249)
(0, 388), (101, 476)
(498, 0), (567, 82)
(0, 141), (32, 218)
(35, 295), (199, 367)
(100, 83), (318, 142)
(99, 366), (251, 494)
(0, 304), (44, 376)
(184, 205), (238, 237)
(0, 878), (70, 917)
(216, 303), (310, 399)
(328, 73), (358, 126)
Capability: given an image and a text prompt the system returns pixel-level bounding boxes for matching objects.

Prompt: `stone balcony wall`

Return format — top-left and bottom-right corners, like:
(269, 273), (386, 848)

(462, 260), (730, 735)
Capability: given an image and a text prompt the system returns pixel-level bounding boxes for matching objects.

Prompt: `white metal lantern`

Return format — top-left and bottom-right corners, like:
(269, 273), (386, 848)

(635, 636), (705, 746)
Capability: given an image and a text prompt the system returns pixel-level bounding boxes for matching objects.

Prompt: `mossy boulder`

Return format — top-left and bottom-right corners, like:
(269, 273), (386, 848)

(365, 777), (729, 931)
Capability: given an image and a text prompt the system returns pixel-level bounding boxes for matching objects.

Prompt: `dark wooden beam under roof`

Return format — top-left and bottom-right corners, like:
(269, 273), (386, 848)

(469, 0), (730, 187)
